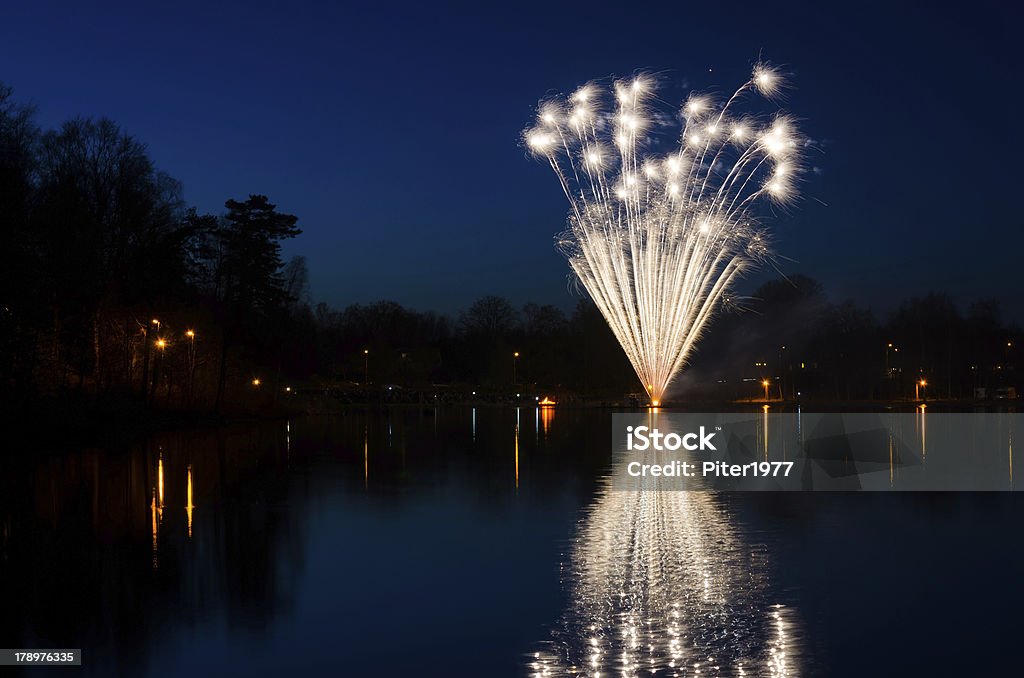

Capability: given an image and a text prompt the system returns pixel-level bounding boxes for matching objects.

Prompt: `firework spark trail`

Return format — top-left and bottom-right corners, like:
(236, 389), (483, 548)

(525, 64), (802, 404)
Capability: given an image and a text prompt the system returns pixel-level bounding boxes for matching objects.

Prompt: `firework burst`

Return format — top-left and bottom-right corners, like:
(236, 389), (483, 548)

(525, 63), (803, 404)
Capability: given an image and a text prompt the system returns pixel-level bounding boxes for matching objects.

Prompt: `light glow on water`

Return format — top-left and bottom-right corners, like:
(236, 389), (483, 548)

(531, 473), (800, 676)
(186, 464), (193, 539)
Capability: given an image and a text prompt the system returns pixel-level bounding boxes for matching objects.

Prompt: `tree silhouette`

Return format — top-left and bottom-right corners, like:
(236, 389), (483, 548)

(0, 83), (39, 393)
(204, 195), (300, 410)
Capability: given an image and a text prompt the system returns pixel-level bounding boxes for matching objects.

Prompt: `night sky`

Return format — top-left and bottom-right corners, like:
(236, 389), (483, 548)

(2, 1), (1021, 319)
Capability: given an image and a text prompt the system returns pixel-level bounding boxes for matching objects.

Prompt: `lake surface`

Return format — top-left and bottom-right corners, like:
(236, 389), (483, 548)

(1, 406), (1022, 676)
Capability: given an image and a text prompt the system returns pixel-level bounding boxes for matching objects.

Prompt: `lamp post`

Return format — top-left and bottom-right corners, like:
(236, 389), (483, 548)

(513, 352), (520, 385)
(762, 379), (771, 402)
(140, 320), (153, 397)
(778, 344), (787, 399)
(916, 378), (926, 401)
(152, 338), (167, 402)
(885, 342), (893, 377)
(363, 349), (369, 384)
(185, 330), (196, 402)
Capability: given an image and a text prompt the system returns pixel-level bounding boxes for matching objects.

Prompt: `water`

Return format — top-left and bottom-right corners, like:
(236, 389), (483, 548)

(1, 407), (1022, 676)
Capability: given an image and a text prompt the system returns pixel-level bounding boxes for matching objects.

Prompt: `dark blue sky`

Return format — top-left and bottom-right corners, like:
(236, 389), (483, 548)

(2, 1), (1021, 319)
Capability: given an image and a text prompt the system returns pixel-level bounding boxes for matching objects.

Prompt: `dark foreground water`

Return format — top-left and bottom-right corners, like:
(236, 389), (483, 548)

(1, 407), (1022, 676)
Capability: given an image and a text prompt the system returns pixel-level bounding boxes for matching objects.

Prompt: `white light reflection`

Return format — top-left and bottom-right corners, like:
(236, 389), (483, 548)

(762, 404), (770, 460)
(150, 450), (164, 569)
(888, 430), (895, 488)
(515, 407), (521, 490)
(917, 404), (927, 461)
(530, 477), (800, 676)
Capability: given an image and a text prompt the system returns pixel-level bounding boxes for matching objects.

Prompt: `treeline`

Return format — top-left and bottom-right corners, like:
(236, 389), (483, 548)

(0, 83), (304, 412)
(685, 276), (1020, 401)
(298, 279), (1021, 402)
(1, 82), (1019, 410)
(303, 296), (639, 395)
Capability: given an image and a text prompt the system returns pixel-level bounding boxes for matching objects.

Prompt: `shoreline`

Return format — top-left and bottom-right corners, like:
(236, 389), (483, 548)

(3, 392), (1017, 454)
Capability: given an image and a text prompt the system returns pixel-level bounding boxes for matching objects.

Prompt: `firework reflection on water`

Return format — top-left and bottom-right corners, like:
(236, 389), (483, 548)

(530, 476), (799, 677)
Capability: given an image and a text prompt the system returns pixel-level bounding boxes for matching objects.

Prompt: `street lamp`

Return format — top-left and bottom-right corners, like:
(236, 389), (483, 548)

(363, 349), (369, 384)
(885, 342), (902, 377)
(885, 343), (900, 378)
(149, 337), (167, 403)
(778, 344), (787, 398)
(916, 378), (926, 401)
(151, 319), (163, 347)
(185, 330), (197, 401)
(762, 379), (771, 402)
(513, 351), (520, 385)
(252, 378), (261, 387)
